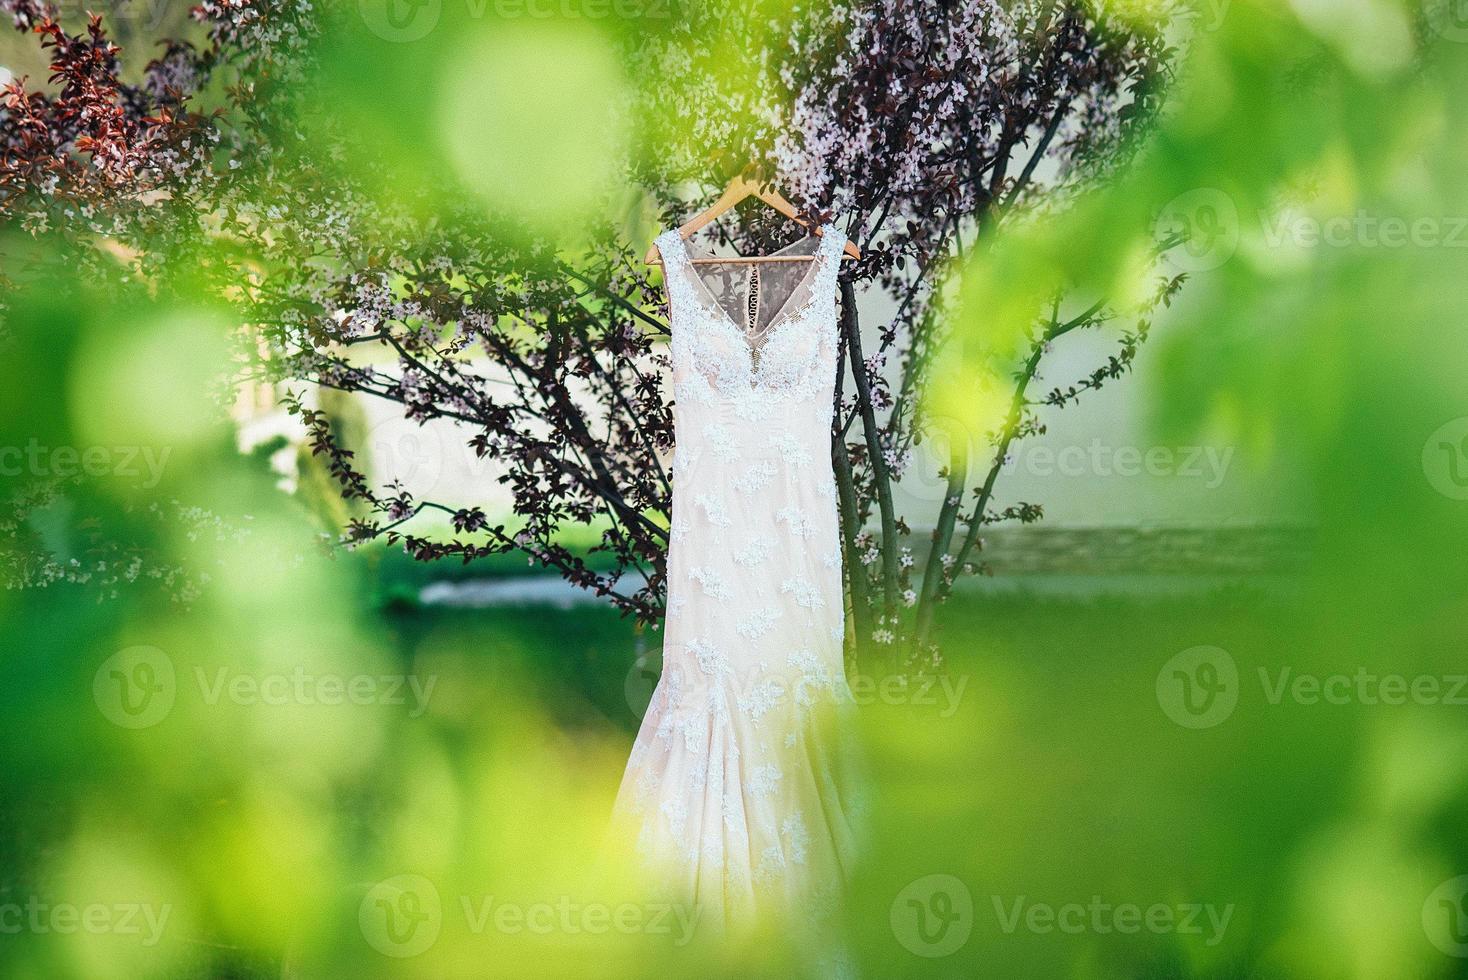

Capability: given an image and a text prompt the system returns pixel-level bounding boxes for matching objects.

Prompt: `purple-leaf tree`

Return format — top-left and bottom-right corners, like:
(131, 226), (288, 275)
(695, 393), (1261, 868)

(0, 0), (1182, 664)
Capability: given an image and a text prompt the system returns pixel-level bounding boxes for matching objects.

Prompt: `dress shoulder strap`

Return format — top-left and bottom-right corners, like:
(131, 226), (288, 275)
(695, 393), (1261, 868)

(654, 229), (702, 339)
(819, 222), (845, 259)
(815, 222), (844, 296)
(655, 229), (687, 273)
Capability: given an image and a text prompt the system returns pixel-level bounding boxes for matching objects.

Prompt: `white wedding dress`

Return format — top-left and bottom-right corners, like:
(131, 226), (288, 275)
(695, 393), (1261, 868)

(613, 224), (862, 932)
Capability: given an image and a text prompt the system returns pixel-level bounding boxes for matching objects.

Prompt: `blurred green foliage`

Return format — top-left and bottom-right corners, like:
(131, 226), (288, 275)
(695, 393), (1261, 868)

(3, 0), (1468, 976)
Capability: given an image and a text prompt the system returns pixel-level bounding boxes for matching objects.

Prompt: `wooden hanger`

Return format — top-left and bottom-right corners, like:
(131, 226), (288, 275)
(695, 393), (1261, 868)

(644, 172), (861, 265)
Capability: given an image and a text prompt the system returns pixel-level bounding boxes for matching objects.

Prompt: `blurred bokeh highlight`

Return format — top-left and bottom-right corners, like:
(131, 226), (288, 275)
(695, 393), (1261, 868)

(3, 0), (1467, 977)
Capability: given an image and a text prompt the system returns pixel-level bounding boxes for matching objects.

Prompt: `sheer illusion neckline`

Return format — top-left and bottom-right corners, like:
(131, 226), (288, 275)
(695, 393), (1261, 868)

(667, 227), (833, 369)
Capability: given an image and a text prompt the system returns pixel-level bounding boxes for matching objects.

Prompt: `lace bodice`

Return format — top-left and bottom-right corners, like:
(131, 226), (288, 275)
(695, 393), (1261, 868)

(655, 225), (843, 422)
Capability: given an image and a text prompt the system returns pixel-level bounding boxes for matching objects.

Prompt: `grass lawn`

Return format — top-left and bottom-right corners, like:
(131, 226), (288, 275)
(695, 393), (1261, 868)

(3, 567), (1461, 978)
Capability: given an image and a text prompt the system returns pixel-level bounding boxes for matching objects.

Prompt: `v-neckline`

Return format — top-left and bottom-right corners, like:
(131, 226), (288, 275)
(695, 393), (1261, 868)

(670, 227), (830, 359)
